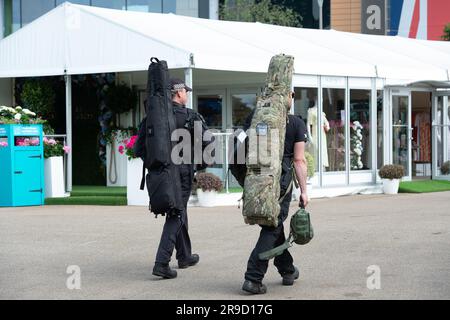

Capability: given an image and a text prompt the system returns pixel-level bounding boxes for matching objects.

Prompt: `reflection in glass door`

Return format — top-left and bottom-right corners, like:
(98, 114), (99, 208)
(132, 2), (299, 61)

(196, 93), (224, 130)
(195, 91), (226, 184)
(392, 94), (411, 179)
(230, 93), (256, 129)
(433, 94), (450, 179)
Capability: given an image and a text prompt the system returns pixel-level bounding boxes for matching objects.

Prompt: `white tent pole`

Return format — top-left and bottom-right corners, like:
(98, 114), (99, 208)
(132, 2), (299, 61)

(65, 73), (73, 192)
(184, 67), (193, 109)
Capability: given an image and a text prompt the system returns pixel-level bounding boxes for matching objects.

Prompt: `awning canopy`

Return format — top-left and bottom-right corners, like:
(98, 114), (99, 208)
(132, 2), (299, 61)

(1, 1), (450, 82)
(385, 80), (450, 88)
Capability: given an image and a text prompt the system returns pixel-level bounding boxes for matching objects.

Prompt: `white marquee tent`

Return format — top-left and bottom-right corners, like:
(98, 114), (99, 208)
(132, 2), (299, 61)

(1, 2), (450, 192)
(1, 1), (450, 80)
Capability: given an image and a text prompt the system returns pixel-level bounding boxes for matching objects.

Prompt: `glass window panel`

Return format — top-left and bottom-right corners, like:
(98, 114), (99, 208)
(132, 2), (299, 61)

(198, 0), (209, 18)
(392, 96), (408, 125)
(323, 88), (346, 172)
(21, 0), (54, 27)
(91, 0), (126, 10)
(377, 90), (383, 169)
(437, 97), (444, 170)
(174, 0), (197, 17)
(448, 97), (450, 162)
(162, 0), (176, 13)
(294, 87), (318, 172)
(12, 0), (21, 32)
(127, 0), (163, 12)
(0, 136), (8, 147)
(14, 136), (40, 147)
(197, 94), (222, 129)
(350, 89), (371, 170)
(392, 96), (409, 175)
(231, 93), (256, 128)
(56, 0), (90, 5)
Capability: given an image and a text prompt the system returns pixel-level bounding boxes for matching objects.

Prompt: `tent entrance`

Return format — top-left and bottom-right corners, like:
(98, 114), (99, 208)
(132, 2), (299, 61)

(411, 91), (432, 180)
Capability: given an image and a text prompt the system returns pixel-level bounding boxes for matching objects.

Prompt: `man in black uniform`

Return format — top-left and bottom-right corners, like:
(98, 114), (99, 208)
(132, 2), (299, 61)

(152, 78), (209, 279)
(242, 91), (309, 294)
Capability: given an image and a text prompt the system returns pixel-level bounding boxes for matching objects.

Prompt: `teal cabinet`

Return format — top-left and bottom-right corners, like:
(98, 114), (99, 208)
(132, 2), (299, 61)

(0, 124), (45, 206)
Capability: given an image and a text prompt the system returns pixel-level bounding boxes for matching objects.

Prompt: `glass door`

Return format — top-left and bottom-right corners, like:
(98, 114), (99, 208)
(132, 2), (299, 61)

(195, 90), (226, 131)
(432, 92), (450, 180)
(391, 91), (412, 180)
(194, 89), (226, 182)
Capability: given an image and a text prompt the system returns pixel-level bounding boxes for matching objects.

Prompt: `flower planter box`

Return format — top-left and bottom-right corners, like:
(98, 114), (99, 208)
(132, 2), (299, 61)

(44, 156), (66, 198)
(0, 124), (45, 206)
(382, 178), (400, 194)
(196, 189), (218, 207)
(106, 132), (128, 187)
(127, 158), (149, 206)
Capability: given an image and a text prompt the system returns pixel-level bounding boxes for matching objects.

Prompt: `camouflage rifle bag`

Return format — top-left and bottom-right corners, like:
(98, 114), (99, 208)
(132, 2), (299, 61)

(242, 54), (294, 227)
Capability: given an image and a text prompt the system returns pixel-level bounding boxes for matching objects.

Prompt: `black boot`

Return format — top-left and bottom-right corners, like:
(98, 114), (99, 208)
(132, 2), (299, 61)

(242, 280), (267, 294)
(281, 266), (299, 286)
(152, 263), (177, 279)
(178, 254), (200, 269)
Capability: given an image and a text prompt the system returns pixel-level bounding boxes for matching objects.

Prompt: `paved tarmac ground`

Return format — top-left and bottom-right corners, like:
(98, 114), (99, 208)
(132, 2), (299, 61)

(1, 191), (450, 300)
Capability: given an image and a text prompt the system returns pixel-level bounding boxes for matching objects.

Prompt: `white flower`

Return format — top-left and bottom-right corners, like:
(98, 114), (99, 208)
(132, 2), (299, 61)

(0, 105), (7, 111)
(15, 106), (22, 111)
(358, 160), (363, 168)
(354, 149), (362, 156)
(14, 113), (22, 120)
(22, 109), (36, 116)
(6, 107), (16, 114)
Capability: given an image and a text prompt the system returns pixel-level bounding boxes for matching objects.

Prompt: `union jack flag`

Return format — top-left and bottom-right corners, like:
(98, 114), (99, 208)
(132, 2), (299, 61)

(389, 0), (450, 40)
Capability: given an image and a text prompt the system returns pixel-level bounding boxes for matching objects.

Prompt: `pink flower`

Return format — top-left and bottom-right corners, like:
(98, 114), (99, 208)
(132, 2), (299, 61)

(0, 141), (8, 147)
(43, 137), (49, 144)
(48, 139), (57, 145)
(118, 145), (124, 154)
(126, 135), (137, 149)
(63, 145), (71, 154)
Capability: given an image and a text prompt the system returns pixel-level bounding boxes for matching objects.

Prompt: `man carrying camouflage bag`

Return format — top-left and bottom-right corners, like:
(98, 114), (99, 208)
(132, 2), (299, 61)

(241, 54), (310, 294)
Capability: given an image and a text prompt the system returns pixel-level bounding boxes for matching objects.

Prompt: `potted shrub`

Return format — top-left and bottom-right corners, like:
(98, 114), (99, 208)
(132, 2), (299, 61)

(43, 137), (70, 198)
(194, 172), (223, 207)
(440, 161), (450, 176)
(104, 83), (137, 127)
(378, 164), (404, 194)
(20, 79), (56, 120)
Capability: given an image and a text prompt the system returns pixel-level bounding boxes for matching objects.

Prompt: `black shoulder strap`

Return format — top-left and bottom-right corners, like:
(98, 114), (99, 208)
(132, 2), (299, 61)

(139, 162), (146, 190)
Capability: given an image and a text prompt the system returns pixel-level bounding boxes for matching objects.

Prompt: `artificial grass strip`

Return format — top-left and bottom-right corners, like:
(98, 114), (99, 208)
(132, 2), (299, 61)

(45, 196), (127, 206)
(399, 180), (450, 193)
(46, 186), (127, 205)
(70, 185), (126, 197)
(220, 187), (243, 194)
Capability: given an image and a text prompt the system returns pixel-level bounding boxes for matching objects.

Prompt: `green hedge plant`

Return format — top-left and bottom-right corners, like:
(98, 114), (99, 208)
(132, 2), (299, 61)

(194, 172), (223, 192)
(379, 164), (404, 180)
(441, 161), (450, 175)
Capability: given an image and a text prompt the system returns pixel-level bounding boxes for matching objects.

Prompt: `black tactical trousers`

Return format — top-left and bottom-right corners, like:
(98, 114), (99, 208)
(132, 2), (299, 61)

(244, 187), (295, 284)
(155, 164), (193, 264)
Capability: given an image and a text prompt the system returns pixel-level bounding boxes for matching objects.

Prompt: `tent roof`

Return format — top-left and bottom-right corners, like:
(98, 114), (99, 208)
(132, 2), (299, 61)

(1, 2), (450, 82)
